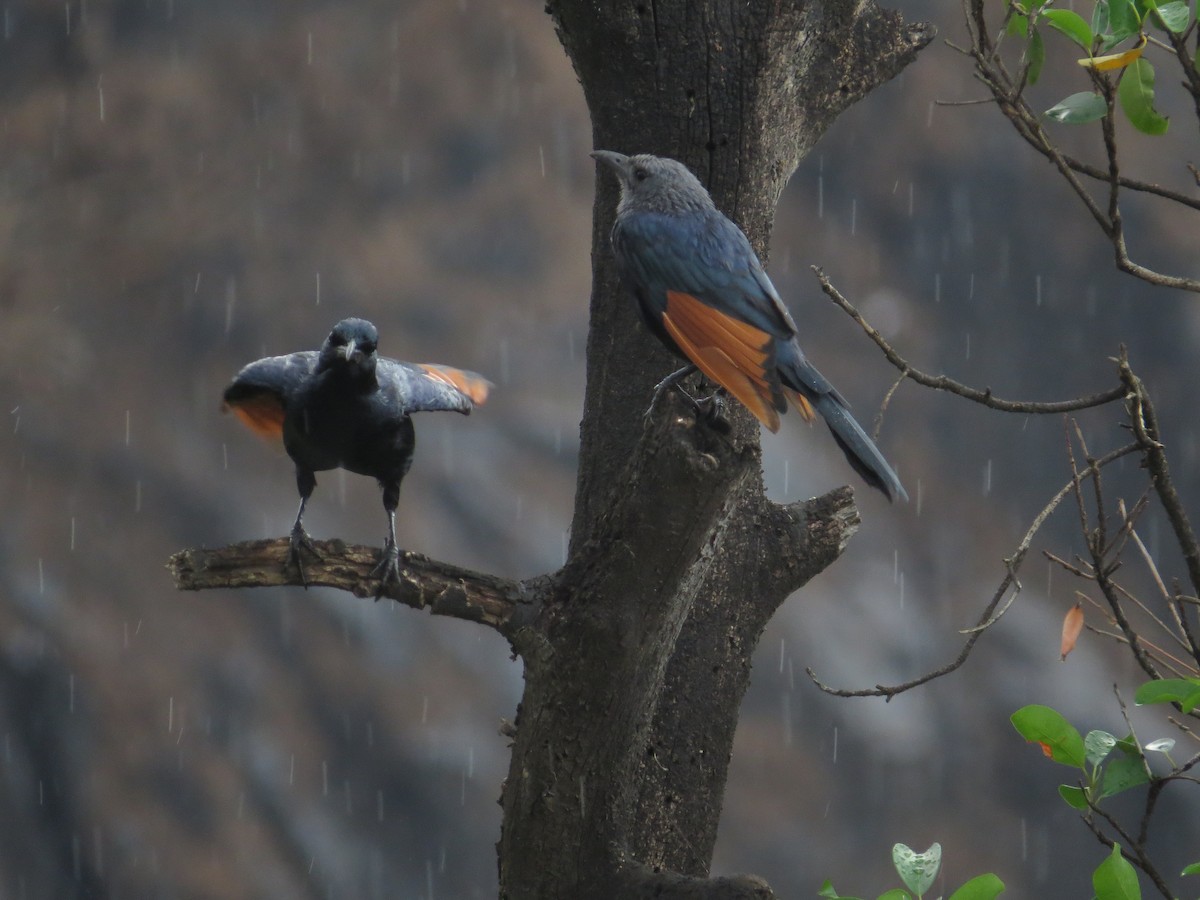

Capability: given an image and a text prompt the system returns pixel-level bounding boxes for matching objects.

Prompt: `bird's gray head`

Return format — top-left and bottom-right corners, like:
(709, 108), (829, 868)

(591, 151), (716, 216)
(318, 317), (379, 375)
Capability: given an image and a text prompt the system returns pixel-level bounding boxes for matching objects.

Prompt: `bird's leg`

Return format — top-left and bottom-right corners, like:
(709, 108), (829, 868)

(644, 364), (698, 424)
(371, 481), (403, 597)
(693, 385), (730, 432)
(287, 469), (322, 587)
(646, 365), (732, 433)
(686, 374), (729, 434)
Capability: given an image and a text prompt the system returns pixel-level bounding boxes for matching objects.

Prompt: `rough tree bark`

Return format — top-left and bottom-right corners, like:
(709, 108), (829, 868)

(503, 2), (931, 895)
(171, 1), (931, 896)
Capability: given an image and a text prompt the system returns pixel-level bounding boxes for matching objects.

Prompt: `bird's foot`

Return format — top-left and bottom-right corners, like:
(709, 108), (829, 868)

(644, 365), (698, 426)
(286, 524), (322, 588)
(693, 392), (731, 434)
(370, 540), (403, 598)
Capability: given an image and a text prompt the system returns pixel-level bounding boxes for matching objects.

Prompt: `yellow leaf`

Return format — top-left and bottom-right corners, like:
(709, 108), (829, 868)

(1061, 601), (1084, 660)
(1078, 33), (1147, 71)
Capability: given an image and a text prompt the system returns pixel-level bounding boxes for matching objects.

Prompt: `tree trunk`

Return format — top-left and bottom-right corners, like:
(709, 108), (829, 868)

(495, 2), (932, 897)
(170, 2), (931, 894)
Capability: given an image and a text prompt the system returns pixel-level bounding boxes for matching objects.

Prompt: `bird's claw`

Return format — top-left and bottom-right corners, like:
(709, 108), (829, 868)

(286, 525), (322, 588)
(645, 365), (698, 426)
(694, 393), (731, 434)
(654, 386), (732, 435)
(643, 365), (730, 434)
(370, 540), (403, 598)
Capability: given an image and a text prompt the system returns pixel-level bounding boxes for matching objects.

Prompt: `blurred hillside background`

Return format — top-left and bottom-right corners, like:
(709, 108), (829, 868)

(1, 0), (1198, 897)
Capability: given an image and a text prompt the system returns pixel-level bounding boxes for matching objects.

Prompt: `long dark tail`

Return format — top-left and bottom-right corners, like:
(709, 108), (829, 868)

(778, 343), (907, 503)
(812, 393), (907, 503)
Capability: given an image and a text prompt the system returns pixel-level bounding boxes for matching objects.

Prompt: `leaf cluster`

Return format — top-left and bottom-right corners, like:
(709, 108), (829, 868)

(1007, 0), (1190, 131)
(1011, 691), (1200, 898)
(820, 842), (1004, 900)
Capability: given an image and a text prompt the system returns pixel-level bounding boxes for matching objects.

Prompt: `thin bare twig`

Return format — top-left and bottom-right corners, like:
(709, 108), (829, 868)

(873, 369), (908, 442)
(1108, 580), (1197, 668)
(816, 269), (1128, 413)
(1112, 687), (1176, 899)
(808, 443), (1140, 698)
(1120, 356), (1200, 599)
(932, 97), (995, 106)
(1174, 584), (1200, 670)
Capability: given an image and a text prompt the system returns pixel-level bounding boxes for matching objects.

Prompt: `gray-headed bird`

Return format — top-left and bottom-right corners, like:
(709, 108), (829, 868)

(592, 150), (905, 503)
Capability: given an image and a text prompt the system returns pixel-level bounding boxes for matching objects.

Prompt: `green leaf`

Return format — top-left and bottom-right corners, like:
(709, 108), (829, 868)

(893, 843), (941, 897)
(1135, 678), (1200, 711)
(1100, 755), (1150, 798)
(1027, 28), (1046, 84)
(1085, 730), (1118, 767)
(1092, 0), (1111, 34)
(1094, 844), (1141, 900)
(1041, 8), (1095, 49)
(1118, 58), (1170, 134)
(948, 874), (1006, 900)
(1059, 784), (1090, 809)
(1115, 733), (1140, 756)
(1182, 861), (1200, 876)
(1045, 92), (1109, 123)
(1148, 0), (1191, 31)
(877, 891), (912, 900)
(818, 879), (872, 900)
(1011, 706), (1088, 766)
(1107, 0), (1143, 39)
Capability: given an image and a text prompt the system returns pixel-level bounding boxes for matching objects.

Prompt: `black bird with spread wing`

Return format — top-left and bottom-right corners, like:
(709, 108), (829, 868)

(223, 318), (491, 589)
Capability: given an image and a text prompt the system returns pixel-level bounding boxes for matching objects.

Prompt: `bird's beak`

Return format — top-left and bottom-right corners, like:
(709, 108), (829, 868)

(590, 150), (630, 180)
(339, 339), (357, 362)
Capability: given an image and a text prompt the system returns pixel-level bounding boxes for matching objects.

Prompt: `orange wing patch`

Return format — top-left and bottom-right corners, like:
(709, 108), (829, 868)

(223, 391), (286, 442)
(418, 364), (492, 406)
(662, 291), (783, 432)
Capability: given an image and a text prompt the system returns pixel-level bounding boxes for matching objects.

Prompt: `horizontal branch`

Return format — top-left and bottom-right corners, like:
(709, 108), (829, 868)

(168, 538), (534, 638)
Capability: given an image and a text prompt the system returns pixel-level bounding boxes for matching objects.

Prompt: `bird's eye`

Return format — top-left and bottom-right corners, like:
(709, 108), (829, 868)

(633, 167), (649, 182)
(329, 333), (347, 346)
(360, 342), (376, 355)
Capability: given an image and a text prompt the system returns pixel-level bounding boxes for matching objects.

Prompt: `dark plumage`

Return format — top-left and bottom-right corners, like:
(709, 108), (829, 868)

(223, 318), (491, 588)
(592, 150), (906, 502)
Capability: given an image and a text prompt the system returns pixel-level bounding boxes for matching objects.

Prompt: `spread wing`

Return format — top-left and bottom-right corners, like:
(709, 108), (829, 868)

(378, 360), (492, 414)
(222, 351), (318, 441)
(223, 351), (491, 442)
